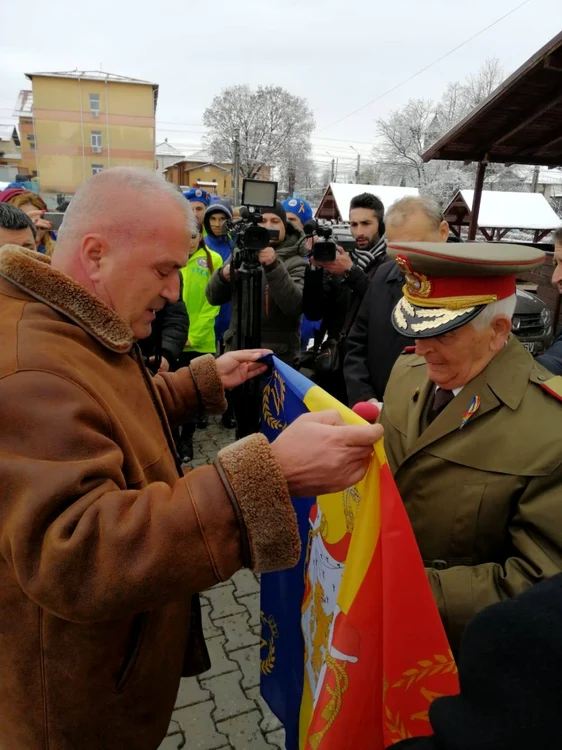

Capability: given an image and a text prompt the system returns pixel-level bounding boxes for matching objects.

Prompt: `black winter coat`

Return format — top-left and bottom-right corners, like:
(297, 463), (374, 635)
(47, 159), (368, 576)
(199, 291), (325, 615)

(344, 260), (408, 405)
(139, 273), (189, 369)
(392, 573), (562, 750)
(302, 261), (379, 340)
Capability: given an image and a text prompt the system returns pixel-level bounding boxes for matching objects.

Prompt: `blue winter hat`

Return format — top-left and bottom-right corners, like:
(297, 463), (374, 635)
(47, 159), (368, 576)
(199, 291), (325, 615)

(282, 197), (313, 225)
(183, 188), (211, 206)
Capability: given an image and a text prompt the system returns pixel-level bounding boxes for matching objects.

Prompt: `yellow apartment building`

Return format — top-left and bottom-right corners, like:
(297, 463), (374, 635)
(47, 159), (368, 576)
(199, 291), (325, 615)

(24, 70), (158, 194)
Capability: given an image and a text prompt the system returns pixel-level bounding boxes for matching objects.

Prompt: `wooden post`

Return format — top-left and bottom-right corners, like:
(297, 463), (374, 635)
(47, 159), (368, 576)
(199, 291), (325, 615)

(468, 161), (487, 241)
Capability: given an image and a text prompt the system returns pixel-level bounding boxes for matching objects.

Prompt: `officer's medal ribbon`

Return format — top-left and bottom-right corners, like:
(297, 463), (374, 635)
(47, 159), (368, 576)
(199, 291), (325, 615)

(460, 395), (480, 429)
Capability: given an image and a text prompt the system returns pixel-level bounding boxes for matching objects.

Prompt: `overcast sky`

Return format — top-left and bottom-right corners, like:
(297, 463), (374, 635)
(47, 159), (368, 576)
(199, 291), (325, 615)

(0, 0), (560, 170)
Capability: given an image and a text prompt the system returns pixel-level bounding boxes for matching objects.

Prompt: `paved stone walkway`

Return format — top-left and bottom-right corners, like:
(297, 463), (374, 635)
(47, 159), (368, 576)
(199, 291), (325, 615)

(158, 417), (286, 750)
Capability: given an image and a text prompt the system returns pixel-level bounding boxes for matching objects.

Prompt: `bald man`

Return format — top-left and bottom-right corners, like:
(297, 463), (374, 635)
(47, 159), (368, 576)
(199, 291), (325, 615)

(0, 168), (381, 750)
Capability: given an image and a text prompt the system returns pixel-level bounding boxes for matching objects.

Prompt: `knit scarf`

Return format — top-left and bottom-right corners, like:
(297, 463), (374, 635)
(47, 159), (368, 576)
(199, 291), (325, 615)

(351, 236), (387, 271)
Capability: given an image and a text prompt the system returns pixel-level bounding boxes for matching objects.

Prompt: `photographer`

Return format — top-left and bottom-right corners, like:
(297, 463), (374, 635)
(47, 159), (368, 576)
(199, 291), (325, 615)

(302, 192), (387, 402)
(206, 202), (307, 365)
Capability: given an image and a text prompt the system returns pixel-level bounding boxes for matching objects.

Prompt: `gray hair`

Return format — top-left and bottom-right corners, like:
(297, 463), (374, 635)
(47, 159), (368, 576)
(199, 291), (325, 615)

(385, 195), (444, 230)
(58, 167), (196, 240)
(471, 294), (517, 330)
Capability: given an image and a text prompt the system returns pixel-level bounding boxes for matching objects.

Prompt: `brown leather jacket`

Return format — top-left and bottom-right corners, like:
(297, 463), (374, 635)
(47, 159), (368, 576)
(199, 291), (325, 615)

(0, 246), (300, 750)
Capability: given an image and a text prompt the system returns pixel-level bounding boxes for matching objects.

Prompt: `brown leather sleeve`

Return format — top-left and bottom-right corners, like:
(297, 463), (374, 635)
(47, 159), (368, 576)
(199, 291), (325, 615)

(216, 434), (301, 573)
(0, 371), (240, 623)
(154, 354), (227, 427)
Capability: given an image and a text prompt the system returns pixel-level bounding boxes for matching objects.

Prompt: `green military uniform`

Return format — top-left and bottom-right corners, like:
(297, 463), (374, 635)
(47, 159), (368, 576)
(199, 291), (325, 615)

(379, 241), (562, 649)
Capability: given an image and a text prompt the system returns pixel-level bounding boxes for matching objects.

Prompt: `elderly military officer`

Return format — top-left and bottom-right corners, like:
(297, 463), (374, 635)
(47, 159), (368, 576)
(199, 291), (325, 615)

(379, 241), (562, 650)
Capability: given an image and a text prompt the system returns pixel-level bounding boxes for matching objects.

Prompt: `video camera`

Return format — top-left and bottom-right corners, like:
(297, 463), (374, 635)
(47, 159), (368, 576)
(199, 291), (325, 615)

(302, 219), (337, 263)
(229, 179), (280, 260)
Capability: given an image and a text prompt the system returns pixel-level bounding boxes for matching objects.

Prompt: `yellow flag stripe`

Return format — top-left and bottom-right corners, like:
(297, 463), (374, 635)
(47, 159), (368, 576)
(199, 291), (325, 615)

(303, 384), (383, 612)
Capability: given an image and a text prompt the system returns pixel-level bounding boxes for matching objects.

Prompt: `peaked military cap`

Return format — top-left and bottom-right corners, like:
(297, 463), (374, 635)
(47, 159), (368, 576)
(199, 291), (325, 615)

(387, 241), (545, 338)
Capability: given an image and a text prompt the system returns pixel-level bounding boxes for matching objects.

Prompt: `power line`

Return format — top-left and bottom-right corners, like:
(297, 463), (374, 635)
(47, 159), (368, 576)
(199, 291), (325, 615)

(316, 0), (534, 133)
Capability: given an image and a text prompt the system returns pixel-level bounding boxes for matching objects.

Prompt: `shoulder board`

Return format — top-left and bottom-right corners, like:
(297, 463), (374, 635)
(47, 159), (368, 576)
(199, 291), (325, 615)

(401, 346), (416, 354)
(540, 375), (562, 402)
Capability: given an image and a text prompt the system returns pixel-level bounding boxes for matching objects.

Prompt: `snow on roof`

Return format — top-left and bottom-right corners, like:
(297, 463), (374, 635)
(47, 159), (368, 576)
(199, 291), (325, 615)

(0, 124), (18, 142)
(155, 140), (185, 157)
(459, 190), (560, 229)
(528, 168), (562, 185)
(25, 70), (156, 85)
(322, 183), (419, 221)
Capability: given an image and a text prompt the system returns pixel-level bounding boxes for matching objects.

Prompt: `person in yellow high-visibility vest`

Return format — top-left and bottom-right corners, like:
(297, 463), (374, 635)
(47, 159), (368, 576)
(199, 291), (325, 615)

(176, 229), (223, 463)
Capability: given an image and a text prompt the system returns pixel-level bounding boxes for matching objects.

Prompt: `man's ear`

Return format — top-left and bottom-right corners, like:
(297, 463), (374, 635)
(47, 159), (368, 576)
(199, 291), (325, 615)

(79, 234), (108, 282)
(439, 221), (450, 241)
(490, 316), (512, 351)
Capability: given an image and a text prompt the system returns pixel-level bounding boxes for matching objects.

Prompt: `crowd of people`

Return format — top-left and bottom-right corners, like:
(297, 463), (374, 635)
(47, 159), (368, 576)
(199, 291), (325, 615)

(1, 166), (562, 749)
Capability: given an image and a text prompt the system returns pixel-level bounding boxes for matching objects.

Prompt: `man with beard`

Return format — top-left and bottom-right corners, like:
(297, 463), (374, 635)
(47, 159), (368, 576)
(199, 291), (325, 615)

(302, 192), (386, 402)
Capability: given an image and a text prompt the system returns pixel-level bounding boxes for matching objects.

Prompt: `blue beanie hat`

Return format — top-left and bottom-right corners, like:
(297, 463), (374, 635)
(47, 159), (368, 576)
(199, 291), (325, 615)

(183, 188), (211, 206)
(282, 197), (313, 225)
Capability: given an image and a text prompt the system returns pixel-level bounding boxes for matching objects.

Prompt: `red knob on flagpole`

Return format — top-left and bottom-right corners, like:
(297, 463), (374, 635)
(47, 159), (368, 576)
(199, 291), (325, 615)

(352, 401), (380, 423)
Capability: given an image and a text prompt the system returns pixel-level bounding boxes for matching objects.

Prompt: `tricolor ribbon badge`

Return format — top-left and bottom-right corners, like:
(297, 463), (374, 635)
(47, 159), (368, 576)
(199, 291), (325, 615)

(460, 395), (480, 429)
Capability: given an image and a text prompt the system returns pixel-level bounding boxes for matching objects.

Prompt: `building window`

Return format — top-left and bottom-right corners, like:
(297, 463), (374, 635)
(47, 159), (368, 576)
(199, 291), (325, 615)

(91, 131), (102, 152)
(89, 93), (101, 116)
(26, 134), (36, 151)
(91, 164), (104, 176)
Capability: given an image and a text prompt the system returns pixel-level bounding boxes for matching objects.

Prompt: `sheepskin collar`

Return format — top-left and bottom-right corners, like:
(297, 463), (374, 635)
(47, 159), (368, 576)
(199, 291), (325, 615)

(0, 245), (134, 353)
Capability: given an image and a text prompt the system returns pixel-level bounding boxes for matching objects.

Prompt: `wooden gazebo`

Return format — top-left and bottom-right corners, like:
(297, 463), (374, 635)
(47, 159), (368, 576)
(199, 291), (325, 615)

(444, 189), (560, 242)
(422, 31), (562, 240)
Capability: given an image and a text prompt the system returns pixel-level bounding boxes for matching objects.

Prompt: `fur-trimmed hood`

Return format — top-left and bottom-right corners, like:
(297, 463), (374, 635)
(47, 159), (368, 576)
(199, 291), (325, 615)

(0, 244), (134, 353)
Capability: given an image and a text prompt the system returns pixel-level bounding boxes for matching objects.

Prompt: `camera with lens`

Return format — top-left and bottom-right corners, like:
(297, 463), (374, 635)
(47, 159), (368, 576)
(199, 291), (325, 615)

(228, 179), (279, 264)
(302, 219), (337, 263)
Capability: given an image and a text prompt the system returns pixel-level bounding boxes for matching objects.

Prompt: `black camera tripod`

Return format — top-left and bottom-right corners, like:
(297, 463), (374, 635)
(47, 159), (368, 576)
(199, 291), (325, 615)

(233, 247), (264, 439)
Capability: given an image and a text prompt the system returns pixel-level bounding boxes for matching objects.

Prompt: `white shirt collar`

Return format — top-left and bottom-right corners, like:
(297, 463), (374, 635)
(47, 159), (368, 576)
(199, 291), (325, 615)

(436, 385), (464, 397)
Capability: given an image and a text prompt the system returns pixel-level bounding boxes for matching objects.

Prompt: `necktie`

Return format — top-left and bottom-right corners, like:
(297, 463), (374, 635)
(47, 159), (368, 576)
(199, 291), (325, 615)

(429, 388), (455, 424)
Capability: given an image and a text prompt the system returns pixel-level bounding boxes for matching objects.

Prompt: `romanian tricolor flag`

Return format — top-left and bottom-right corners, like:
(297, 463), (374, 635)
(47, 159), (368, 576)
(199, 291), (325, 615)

(260, 357), (459, 750)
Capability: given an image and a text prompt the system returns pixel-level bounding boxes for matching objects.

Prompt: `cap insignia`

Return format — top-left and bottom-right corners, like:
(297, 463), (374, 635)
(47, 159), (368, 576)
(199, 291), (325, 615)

(396, 255), (432, 299)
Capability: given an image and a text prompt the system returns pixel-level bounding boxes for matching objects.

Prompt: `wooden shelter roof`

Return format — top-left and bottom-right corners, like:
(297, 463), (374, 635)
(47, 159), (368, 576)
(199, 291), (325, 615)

(422, 32), (562, 167)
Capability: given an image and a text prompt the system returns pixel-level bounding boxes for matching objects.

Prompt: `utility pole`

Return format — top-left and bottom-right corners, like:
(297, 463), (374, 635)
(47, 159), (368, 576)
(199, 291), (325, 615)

(288, 165), (296, 195)
(233, 130), (241, 205)
(350, 145), (361, 183)
(531, 164), (540, 193)
(326, 151), (339, 183)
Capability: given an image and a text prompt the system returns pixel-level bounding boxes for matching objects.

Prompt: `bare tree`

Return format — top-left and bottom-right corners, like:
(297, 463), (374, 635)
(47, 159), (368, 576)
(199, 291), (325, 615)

(203, 85), (315, 180)
(463, 58), (504, 110)
(375, 98), (437, 187)
(373, 59), (514, 204)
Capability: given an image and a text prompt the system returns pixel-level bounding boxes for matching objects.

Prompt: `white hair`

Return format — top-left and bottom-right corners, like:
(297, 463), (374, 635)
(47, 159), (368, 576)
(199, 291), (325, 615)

(471, 293), (517, 330)
(58, 167), (196, 240)
(385, 195), (444, 230)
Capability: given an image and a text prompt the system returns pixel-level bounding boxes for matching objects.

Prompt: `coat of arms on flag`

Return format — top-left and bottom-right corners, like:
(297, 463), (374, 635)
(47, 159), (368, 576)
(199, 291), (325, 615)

(259, 357), (459, 750)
